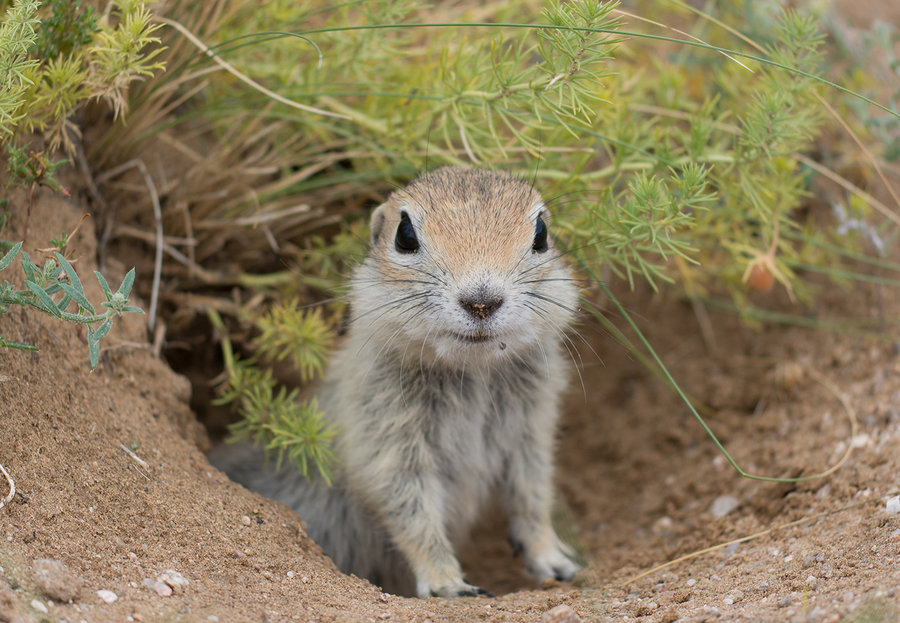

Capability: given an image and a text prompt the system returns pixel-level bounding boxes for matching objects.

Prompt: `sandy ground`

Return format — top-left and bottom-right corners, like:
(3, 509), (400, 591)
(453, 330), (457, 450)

(1, 159), (899, 623)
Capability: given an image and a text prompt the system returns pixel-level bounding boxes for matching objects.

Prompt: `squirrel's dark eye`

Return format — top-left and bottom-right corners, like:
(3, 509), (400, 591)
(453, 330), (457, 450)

(395, 212), (419, 254)
(532, 216), (548, 253)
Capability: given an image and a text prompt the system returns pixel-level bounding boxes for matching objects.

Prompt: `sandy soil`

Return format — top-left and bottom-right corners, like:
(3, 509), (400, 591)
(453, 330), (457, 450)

(1, 167), (899, 623)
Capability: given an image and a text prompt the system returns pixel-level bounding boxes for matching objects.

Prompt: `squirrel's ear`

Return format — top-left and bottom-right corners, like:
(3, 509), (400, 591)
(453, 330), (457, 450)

(370, 204), (387, 245)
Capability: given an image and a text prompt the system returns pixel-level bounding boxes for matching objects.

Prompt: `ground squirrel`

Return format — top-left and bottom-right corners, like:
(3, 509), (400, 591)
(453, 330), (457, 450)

(213, 166), (581, 597)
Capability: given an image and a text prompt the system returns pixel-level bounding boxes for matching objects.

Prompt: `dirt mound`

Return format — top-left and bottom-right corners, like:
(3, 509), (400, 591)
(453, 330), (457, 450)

(2, 187), (900, 623)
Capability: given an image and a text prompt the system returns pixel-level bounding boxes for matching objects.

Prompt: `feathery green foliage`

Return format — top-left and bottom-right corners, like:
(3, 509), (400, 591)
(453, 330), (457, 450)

(255, 303), (333, 384)
(211, 309), (336, 484)
(0, 0), (164, 151)
(0, 0), (38, 138)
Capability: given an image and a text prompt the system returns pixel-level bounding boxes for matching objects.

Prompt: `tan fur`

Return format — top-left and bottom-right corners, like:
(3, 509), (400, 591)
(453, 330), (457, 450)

(212, 166), (580, 598)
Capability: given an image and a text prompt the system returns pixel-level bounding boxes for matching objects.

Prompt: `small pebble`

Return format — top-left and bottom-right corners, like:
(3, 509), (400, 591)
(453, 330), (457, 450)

(241, 515), (252, 526)
(378, 593), (389, 603)
(97, 590), (118, 604)
(777, 595), (791, 608)
(30, 599), (49, 614)
(153, 581), (173, 597)
(806, 575), (818, 590)
(726, 589), (744, 603)
(541, 604), (582, 623)
(32, 558), (83, 602)
(709, 495), (739, 518)
(652, 516), (674, 537)
(686, 578), (697, 587)
(287, 571), (295, 578)
(157, 570), (189, 593)
(885, 496), (900, 515)
(208, 617), (220, 622)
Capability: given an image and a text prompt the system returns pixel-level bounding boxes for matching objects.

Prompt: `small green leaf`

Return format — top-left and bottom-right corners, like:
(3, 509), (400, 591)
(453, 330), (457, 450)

(55, 253), (86, 296)
(20, 252), (36, 281)
(122, 305), (144, 314)
(88, 329), (99, 368)
(59, 282), (95, 315)
(0, 242), (22, 271)
(0, 336), (38, 351)
(116, 268), (136, 299)
(93, 318), (112, 341)
(25, 281), (62, 317)
(59, 283), (96, 315)
(94, 271), (112, 297)
(57, 292), (73, 311)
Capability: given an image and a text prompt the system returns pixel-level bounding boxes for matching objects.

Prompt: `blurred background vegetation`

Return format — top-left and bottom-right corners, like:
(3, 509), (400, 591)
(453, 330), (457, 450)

(1, 0), (898, 478)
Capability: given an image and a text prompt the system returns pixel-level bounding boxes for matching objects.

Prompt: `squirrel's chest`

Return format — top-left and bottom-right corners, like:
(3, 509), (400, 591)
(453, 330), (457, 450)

(330, 354), (546, 480)
(415, 365), (536, 475)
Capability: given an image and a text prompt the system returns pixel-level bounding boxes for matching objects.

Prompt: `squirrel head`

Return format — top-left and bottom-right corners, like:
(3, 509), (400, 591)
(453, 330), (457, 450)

(352, 166), (578, 366)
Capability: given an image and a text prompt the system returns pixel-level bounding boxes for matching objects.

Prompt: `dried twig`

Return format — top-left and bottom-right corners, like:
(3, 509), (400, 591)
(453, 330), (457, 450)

(0, 463), (16, 510)
(118, 443), (149, 469)
(155, 16), (350, 121)
(98, 160), (164, 334)
(624, 491), (894, 586)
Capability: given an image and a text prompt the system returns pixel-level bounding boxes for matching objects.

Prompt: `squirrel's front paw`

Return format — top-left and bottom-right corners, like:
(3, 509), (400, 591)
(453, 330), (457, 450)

(520, 538), (581, 583)
(421, 579), (494, 598)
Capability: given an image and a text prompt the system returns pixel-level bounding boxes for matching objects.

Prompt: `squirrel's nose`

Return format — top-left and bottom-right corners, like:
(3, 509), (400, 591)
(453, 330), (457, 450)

(459, 295), (504, 320)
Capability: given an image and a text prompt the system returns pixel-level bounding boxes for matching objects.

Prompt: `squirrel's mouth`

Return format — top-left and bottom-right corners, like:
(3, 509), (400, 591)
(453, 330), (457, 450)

(450, 331), (493, 344)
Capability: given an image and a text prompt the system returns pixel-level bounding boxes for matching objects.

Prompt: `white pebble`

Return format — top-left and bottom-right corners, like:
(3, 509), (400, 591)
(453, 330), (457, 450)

(709, 495), (739, 518)
(686, 578), (697, 587)
(31, 599), (49, 614)
(287, 570), (295, 578)
(651, 516), (674, 536)
(157, 569), (189, 592)
(97, 590), (118, 603)
(541, 604), (582, 623)
(726, 589), (744, 603)
(885, 496), (900, 515)
(241, 515), (252, 526)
